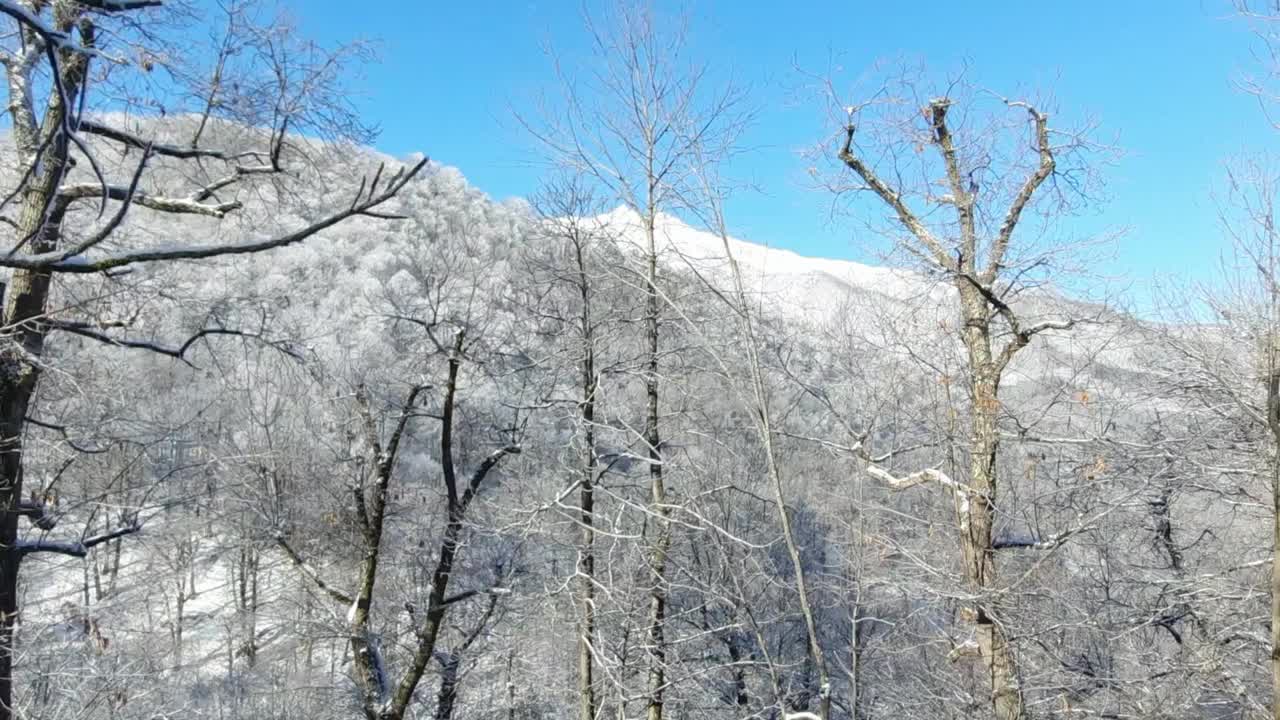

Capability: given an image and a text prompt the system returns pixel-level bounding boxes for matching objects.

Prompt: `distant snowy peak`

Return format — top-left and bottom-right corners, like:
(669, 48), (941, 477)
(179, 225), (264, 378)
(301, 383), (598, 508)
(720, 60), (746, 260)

(592, 207), (1139, 389)
(592, 205), (948, 325)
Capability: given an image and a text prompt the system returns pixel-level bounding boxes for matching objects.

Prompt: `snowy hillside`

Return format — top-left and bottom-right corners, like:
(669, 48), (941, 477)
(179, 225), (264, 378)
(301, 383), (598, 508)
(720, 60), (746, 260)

(592, 205), (1143, 401)
(9, 136), (1169, 720)
(595, 206), (947, 323)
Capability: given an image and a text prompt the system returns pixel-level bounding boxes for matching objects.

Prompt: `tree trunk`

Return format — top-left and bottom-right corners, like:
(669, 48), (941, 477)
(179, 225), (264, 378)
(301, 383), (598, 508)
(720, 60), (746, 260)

(0, 12), (87, 714)
(849, 605), (861, 720)
(642, 206), (670, 720)
(1267, 365), (1280, 720)
(724, 634), (749, 708)
(707, 198), (832, 719)
(0, 148), (69, 720)
(433, 654), (460, 720)
(0, 549), (18, 720)
(99, 530), (123, 601)
(575, 233), (599, 720)
(959, 285), (1024, 720)
(174, 578), (187, 668)
(507, 650), (517, 720)
(237, 544), (260, 668)
(352, 548), (388, 713)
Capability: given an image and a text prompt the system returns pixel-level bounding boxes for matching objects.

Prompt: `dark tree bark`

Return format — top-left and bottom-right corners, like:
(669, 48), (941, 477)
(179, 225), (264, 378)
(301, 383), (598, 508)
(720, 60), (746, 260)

(641, 198), (671, 720)
(279, 333), (518, 720)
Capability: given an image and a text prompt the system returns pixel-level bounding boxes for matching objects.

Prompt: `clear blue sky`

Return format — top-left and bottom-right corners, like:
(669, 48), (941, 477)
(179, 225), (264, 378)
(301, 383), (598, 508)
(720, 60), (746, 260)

(295, 1), (1265, 297)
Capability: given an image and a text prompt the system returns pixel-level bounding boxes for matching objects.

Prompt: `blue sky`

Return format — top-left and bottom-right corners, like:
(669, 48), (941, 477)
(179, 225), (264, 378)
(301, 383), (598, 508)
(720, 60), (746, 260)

(296, 1), (1266, 299)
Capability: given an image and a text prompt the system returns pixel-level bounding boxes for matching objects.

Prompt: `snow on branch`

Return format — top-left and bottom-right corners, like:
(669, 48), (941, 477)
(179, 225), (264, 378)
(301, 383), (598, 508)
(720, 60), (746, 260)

(60, 183), (242, 218)
(0, 0), (157, 52)
(274, 532), (354, 605)
(17, 499), (56, 530)
(865, 464), (973, 496)
(865, 464), (974, 533)
(947, 638), (981, 662)
(441, 586), (511, 607)
(18, 523), (139, 558)
(1, 158), (428, 273)
(866, 464), (1094, 553)
(0, 2), (90, 54)
(47, 321), (303, 367)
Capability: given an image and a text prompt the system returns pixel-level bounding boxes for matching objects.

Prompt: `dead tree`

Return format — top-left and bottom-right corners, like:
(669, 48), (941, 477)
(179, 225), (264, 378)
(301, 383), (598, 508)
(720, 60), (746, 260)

(831, 80), (1099, 720)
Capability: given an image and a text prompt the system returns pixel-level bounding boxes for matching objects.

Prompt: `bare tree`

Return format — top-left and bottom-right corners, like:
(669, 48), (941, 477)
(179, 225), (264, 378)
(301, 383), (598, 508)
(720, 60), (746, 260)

(276, 337), (520, 720)
(1237, 0), (1280, 131)
(0, 2), (423, 715)
(1181, 8), (1280, 715)
(530, 178), (609, 720)
(523, 5), (746, 718)
(681, 160), (832, 718)
(268, 189), (534, 719)
(826, 74), (1105, 720)
(1152, 158), (1280, 719)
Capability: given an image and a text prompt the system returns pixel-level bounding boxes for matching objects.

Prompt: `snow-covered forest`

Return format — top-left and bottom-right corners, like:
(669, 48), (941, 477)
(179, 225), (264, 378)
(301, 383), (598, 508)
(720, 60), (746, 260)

(0, 2), (1276, 720)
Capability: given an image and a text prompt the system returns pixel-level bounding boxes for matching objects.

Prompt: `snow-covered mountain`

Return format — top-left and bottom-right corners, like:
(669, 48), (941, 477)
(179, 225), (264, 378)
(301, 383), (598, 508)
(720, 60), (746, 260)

(591, 205), (1144, 401)
(595, 206), (943, 318)
(5, 126), (1203, 720)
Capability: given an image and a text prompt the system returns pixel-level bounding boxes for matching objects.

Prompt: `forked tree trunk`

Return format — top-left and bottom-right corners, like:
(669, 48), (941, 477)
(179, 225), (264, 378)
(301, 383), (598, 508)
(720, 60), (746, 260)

(835, 95), (1056, 720)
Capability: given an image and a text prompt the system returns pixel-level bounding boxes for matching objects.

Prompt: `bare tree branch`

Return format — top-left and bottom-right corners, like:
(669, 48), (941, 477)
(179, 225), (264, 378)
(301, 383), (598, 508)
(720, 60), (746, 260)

(838, 123), (955, 271)
(0, 158), (428, 273)
(987, 102), (1054, 281)
(18, 523), (140, 558)
(59, 183), (242, 218)
(46, 321), (302, 366)
(274, 532), (354, 605)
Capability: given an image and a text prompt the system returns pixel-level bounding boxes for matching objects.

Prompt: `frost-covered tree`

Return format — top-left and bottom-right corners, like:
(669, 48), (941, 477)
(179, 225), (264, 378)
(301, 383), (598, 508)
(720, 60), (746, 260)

(0, 1), (421, 715)
(824, 71), (1114, 719)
